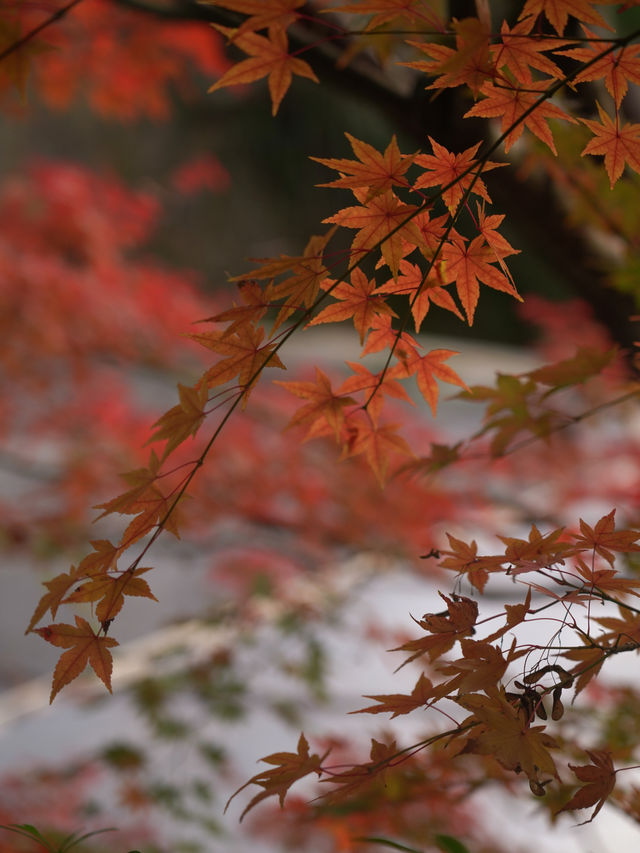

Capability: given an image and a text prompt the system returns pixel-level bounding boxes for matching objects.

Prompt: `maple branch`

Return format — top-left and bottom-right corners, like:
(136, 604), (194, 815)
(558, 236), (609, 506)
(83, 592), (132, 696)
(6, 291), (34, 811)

(127, 22), (640, 575)
(0, 0), (85, 65)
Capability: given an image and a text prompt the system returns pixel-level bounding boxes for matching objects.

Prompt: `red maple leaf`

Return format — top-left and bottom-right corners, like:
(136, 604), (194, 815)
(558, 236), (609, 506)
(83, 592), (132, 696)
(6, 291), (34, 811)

(581, 102), (640, 187)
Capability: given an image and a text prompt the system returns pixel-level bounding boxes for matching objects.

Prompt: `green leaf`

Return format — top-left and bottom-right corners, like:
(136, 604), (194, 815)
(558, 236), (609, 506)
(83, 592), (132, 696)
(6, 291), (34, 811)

(434, 834), (472, 853)
(0, 824), (56, 851)
(354, 838), (425, 853)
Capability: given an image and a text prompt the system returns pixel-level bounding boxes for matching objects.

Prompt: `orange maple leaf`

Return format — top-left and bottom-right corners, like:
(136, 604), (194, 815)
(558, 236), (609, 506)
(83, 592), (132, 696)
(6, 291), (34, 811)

(457, 688), (558, 786)
(194, 322), (286, 398)
(392, 593), (478, 667)
(438, 638), (519, 696)
(226, 732), (328, 821)
(574, 557), (640, 598)
(492, 18), (566, 84)
(336, 0), (437, 30)
(344, 415), (414, 486)
(147, 382), (209, 460)
(581, 102), (640, 188)
(351, 672), (441, 718)
(338, 360), (412, 425)
(27, 566), (83, 634)
(439, 533), (505, 592)
(238, 230), (334, 328)
(442, 232), (521, 324)
(395, 347), (469, 417)
(211, 0), (304, 38)
(308, 268), (397, 344)
(312, 133), (415, 199)
(63, 566), (157, 623)
(560, 27), (640, 108)
(518, 0), (610, 35)
(557, 749), (617, 823)
(324, 190), (423, 279)
(277, 367), (356, 439)
(376, 259), (463, 332)
(210, 25), (318, 115)
(573, 509), (640, 566)
(465, 79), (576, 154)
(414, 138), (504, 214)
(200, 280), (272, 337)
(405, 17), (493, 96)
(35, 616), (119, 702)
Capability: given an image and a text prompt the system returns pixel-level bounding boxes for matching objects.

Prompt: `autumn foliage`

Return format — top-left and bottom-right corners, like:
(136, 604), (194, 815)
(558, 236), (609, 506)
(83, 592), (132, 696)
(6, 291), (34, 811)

(1, 0), (640, 850)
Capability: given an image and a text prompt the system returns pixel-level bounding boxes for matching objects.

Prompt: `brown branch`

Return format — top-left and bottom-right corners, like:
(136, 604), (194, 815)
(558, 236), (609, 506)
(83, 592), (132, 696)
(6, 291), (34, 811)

(0, 0), (85, 65)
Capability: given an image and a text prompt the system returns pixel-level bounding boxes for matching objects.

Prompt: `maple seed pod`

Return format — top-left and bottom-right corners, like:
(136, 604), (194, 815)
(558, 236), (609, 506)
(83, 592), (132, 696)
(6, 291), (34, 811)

(551, 685), (564, 721)
(535, 698), (547, 721)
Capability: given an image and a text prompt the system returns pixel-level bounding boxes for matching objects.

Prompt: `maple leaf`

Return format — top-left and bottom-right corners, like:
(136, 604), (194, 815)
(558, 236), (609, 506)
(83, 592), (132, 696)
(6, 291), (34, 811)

(442, 232), (521, 324)
(324, 190), (423, 279)
(465, 79), (576, 154)
(518, 0), (610, 35)
(276, 367), (356, 439)
(63, 566), (157, 623)
(319, 737), (400, 804)
(238, 230), (334, 328)
(35, 616), (119, 702)
(351, 672), (441, 718)
(95, 451), (163, 520)
(485, 588), (533, 643)
(376, 259), (462, 333)
(95, 452), (183, 545)
(209, 25), (318, 115)
(147, 382), (209, 460)
(361, 314), (420, 359)
(438, 533), (505, 592)
(438, 638), (519, 696)
(308, 268), (396, 344)
(395, 348), (469, 417)
(573, 509), (640, 566)
(421, 593), (478, 635)
(194, 322), (286, 399)
(574, 557), (640, 598)
(344, 415), (413, 486)
(75, 540), (120, 577)
(311, 133), (415, 200)
(26, 566), (83, 634)
(210, 0), (304, 38)
(499, 524), (574, 574)
(492, 18), (566, 84)
(226, 732), (327, 821)
(339, 360), (413, 425)
(529, 346), (618, 389)
(557, 749), (617, 823)
(413, 138), (504, 215)
(200, 280), (272, 337)
(393, 593), (478, 667)
(335, 0), (434, 31)
(562, 644), (607, 695)
(405, 17), (493, 96)
(457, 688), (558, 786)
(560, 27), (640, 108)
(581, 102), (640, 188)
